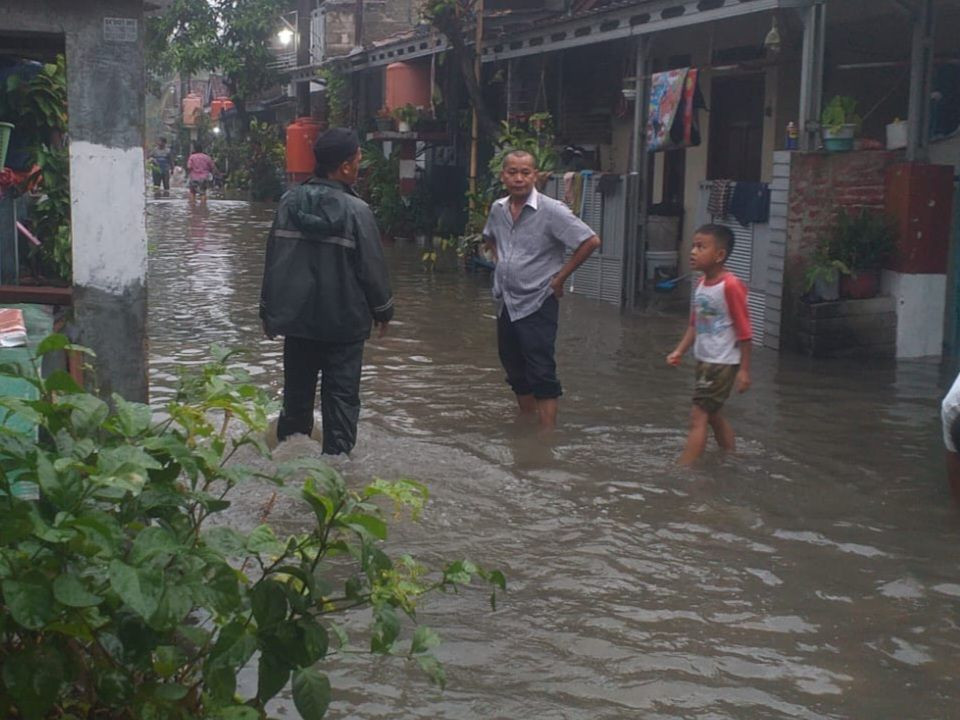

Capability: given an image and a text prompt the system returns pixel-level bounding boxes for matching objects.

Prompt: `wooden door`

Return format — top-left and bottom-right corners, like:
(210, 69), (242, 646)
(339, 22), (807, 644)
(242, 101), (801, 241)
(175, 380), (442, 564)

(707, 74), (765, 182)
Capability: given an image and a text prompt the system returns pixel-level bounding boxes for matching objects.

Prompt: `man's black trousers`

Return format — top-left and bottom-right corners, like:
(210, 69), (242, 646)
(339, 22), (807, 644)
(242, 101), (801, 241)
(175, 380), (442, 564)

(277, 336), (365, 455)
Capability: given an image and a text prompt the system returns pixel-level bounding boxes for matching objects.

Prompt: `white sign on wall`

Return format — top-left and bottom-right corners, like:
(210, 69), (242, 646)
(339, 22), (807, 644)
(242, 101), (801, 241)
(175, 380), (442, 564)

(103, 17), (138, 43)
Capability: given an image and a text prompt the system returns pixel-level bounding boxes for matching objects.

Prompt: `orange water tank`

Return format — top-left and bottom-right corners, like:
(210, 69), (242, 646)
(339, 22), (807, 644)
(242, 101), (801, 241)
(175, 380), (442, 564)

(182, 93), (202, 127)
(286, 117), (324, 183)
(210, 97), (235, 121)
(385, 62), (431, 111)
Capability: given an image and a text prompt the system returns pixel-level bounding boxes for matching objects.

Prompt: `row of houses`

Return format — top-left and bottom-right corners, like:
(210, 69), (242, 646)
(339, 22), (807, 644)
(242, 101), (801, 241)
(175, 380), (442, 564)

(290, 0), (960, 362)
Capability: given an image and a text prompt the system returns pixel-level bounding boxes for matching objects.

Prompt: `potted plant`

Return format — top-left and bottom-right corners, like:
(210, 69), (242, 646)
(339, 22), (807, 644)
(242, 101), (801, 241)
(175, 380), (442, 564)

(374, 107), (394, 132)
(392, 104), (421, 133)
(821, 95), (861, 152)
(824, 207), (896, 299)
(803, 246), (848, 302)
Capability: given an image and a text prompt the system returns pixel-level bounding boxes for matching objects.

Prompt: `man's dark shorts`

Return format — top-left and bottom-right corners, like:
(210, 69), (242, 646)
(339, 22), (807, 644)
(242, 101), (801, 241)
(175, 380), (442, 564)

(497, 295), (562, 399)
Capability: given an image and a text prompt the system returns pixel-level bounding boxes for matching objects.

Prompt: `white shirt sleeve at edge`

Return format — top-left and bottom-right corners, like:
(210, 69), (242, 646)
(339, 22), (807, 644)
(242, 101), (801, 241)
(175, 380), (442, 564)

(942, 372), (960, 452)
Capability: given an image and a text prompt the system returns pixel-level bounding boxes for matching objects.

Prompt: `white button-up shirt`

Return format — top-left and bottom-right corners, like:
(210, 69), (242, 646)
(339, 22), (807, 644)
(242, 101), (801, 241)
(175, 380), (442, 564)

(482, 188), (597, 321)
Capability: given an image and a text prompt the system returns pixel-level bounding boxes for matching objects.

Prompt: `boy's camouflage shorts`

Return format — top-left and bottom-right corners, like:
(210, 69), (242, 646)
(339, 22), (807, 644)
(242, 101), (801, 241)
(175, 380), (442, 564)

(693, 361), (739, 414)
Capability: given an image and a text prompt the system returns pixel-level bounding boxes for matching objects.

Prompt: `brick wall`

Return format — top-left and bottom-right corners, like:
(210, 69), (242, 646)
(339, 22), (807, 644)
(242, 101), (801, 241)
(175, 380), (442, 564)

(362, 0), (416, 44)
(781, 150), (904, 350)
(322, 0), (417, 58)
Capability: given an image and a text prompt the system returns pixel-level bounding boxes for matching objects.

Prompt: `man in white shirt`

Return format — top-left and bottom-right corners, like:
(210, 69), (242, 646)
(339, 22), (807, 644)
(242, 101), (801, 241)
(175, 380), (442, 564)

(942, 373), (960, 498)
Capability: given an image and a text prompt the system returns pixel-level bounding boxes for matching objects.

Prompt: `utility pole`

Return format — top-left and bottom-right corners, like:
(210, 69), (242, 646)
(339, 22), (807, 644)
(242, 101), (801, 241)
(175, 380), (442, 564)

(468, 0), (484, 202)
(296, 0), (313, 118)
(355, 0), (364, 49)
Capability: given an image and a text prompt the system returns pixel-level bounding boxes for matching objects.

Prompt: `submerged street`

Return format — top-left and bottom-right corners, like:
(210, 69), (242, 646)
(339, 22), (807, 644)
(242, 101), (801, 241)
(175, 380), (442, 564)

(148, 194), (958, 719)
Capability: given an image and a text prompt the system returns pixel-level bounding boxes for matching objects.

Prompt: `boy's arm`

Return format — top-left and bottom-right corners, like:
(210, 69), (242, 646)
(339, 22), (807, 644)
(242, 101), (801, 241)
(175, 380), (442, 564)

(667, 325), (696, 366)
(736, 340), (751, 392)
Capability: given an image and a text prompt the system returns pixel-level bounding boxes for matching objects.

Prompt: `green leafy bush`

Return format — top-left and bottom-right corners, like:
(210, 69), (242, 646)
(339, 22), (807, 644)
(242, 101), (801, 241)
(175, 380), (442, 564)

(360, 144), (408, 238)
(0, 337), (503, 719)
(488, 112), (558, 184)
(0, 55), (71, 283)
(823, 207), (896, 272)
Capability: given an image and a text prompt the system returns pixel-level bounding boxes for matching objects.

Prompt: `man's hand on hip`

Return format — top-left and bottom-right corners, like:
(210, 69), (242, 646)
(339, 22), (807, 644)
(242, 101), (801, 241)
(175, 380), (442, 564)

(550, 275), (565, 298)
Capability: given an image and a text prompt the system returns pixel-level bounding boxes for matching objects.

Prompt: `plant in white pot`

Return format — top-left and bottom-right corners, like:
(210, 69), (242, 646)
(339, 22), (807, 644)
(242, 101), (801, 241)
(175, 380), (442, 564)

(804, 246), (848, 303)
(821, 96), (861, 152)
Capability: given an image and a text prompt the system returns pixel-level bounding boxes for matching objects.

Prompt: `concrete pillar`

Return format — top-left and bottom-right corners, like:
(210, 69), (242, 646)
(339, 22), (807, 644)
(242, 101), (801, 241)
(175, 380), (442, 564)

(798, 1), (826, 152)
(1, 0), (149, 401)
(68, 2), (148, 401)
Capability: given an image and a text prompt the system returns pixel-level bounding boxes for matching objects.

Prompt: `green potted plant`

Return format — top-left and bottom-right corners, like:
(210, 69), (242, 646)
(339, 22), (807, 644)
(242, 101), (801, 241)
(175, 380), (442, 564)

(804, 245), (848, 302)
(821, 95), (861, 152)
(824, 207), (896, 299)
(392, 104), (421, 133)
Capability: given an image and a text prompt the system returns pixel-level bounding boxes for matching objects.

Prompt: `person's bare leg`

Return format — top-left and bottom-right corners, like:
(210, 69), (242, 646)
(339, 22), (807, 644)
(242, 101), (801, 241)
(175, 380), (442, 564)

(516, 393), (537, 414)
(708, 410), (736, 452)
(679, 405), (710, 466)
(537, 397), (558, 430)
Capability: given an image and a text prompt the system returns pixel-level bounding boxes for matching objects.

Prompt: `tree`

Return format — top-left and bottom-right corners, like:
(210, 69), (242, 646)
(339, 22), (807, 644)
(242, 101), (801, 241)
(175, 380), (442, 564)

(145, 0), (220, 97)
(217, 0), (290, 127)
(146, 0), (294, 134)
(422, 0), (499, 140)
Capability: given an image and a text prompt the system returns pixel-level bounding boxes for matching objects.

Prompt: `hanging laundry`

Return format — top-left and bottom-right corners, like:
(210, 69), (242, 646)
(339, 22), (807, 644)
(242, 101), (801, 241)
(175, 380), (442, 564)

(729, 182), (771, 227)
(708, 179), (734, 218)
(647, 67), (704, 152)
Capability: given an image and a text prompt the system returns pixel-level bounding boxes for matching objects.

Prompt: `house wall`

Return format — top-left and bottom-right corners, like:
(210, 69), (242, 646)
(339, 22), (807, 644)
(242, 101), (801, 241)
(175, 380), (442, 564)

(781, 151), (901, 352)
(322, 0), (418, 59)
(0, 0), (148, 401)
(605, 14), (786, 268)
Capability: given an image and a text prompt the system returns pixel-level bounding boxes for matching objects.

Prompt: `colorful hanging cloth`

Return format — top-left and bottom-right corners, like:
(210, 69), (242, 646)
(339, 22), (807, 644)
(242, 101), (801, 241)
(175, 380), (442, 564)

(646, 67), (704, 152)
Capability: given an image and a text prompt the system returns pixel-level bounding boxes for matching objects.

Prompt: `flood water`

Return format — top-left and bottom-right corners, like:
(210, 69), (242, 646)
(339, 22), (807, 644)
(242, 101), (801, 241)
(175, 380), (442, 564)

(148, 193), (959, 719)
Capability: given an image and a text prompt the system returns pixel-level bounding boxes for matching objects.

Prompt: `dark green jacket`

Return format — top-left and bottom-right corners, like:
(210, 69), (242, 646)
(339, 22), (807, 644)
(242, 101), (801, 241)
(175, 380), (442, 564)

(260, 178), (394, 342)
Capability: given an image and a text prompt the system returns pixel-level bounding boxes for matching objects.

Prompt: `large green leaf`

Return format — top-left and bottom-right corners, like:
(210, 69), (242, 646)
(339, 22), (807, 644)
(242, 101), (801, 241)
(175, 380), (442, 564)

(96, 669), (134, 707)
(53, 574), (103, 608)
(203, 526), (248, 557)
(256, 651), (290, 704)
(130, 526), (181, 566)
(292, 668), (331, 720)
(112, 394), (153, 436)
(341, 513), (388, 540)
(246, 524), (284, 554)
(410, 626), (441, 655)
(1, 646), (63, 718)
(2, 572), (55, 629)
(415, 654), (447, 689)
(250, 580), (287, 630)
(207, 620), (257, 671)
(108, 560), (163, 620)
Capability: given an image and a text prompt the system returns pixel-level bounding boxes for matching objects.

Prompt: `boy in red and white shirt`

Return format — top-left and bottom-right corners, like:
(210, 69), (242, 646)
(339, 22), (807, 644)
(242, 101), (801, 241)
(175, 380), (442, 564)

(667, 224), (753, 465)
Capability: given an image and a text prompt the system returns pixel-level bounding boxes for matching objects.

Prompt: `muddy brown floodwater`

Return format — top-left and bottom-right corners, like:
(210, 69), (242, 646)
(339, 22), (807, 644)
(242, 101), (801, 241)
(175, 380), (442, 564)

(148, 193), (959, 719)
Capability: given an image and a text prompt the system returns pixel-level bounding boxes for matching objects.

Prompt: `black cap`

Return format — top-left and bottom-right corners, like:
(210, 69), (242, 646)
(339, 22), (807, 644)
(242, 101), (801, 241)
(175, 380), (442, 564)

(313, 127), (360, 170)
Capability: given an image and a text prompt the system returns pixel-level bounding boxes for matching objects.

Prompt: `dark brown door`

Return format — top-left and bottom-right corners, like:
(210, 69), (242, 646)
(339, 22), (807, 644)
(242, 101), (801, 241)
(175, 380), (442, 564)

(707, 74), (765, 182)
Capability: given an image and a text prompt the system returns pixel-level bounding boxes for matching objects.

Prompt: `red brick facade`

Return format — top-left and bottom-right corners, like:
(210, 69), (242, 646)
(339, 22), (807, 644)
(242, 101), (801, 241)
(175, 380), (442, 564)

(786, 151), (898, 261)
(781, 150), (903, 350)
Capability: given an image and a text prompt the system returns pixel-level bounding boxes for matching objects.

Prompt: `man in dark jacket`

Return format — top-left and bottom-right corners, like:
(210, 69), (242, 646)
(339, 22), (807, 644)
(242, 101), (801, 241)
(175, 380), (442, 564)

(260, 128), (394, 455)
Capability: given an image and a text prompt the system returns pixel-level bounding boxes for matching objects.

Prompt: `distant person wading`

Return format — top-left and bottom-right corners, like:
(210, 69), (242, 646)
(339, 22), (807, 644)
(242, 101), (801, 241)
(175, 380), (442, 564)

(259, 128), (394, 455)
